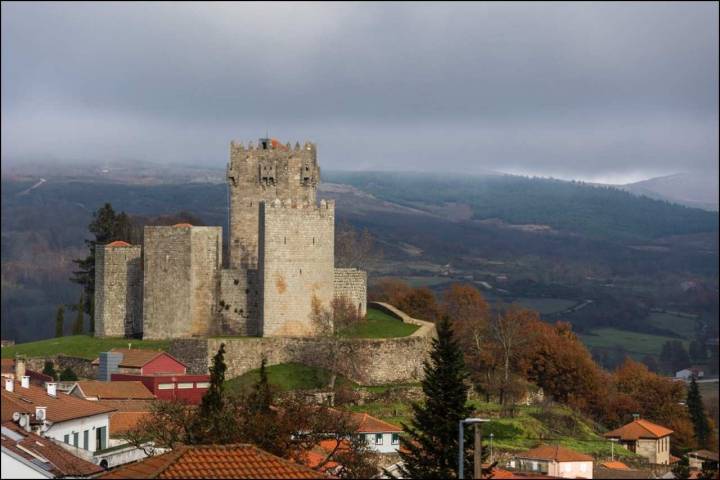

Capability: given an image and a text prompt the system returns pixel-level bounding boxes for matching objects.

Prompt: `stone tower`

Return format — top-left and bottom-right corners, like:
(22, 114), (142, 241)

(94, 241), (143, 337)
(142, 224), (222, 340)
(227, 139), (319, 270)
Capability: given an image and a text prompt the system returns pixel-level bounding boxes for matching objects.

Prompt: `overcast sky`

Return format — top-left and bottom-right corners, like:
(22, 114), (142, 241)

(2, 2), (718, 183)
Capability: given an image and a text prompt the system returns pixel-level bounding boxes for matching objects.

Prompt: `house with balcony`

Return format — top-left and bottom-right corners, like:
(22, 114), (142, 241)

(507, 444), (594, 479)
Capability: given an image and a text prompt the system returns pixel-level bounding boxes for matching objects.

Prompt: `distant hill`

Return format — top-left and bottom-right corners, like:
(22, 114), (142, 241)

(620, 172), (719, 211)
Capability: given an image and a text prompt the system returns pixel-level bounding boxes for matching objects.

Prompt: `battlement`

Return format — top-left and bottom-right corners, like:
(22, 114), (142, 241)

(230, 139), (316, 153)
(263, 198), (335, 213)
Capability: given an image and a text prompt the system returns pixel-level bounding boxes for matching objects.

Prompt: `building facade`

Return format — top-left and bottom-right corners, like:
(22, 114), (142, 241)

(95, 139), (367, 340)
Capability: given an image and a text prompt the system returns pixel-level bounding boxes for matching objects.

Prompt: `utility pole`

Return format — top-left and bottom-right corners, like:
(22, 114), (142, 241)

(474, 424), (482, 479)
(458, 418), (489, 479)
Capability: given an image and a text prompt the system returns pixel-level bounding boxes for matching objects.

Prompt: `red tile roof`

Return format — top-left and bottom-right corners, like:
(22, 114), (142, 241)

(107, 240), (132, 247)
(73, 381), (155, 400)
(95, 399), (155, 437)
(1, 358), (14, 374)
(100, 444), (333, 478)
(600, 460), (631, 470)
(516, 444), (593, 462)
(604, 419), (673, 440)
(1, 382), (115, 423)
(349, 412), (402, 433)
(173, 223), (193, 227)
(91, 348), (186, 369)
(1, 421), (103, 477)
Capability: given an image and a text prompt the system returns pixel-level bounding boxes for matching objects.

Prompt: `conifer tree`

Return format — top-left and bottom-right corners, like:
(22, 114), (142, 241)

(687, 376), (711, 448)
(42, 361), (57, 380)
(55, 305), (65, 338)
(195, 343), (227, 441)
(72, 292), (84, 335)
(396, 316), (474, 479)
(248, 357), (273, 414)
(71, 203), (131, 318)
(59, 367), (78, 381)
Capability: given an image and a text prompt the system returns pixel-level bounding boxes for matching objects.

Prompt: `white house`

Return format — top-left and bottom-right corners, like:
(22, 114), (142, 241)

(1, 422), (103, 478)
(2, 377), (115, 453)
(350, 412), (403, 454)
(508, 444), (594, 479)
(675, 368), (704, 381)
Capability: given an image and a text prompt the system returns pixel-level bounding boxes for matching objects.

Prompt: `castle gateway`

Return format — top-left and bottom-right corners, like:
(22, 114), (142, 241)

(95, 139), (367, 339)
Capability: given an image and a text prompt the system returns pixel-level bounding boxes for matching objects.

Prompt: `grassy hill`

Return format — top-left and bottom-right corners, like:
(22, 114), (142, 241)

(0, 335), (170, 359)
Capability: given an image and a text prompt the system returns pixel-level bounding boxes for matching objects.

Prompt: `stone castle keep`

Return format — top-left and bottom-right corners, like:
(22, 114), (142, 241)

(95, 139), (367, 340)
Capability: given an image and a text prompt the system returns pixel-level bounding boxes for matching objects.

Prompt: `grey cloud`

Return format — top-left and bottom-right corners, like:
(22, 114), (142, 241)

(1, 1), (717, 182)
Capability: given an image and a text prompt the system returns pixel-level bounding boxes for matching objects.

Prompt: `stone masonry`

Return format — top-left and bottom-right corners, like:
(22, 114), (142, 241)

(94, 139), (366, 340)
(258, 199), (335, 336)
(94, 242), (143, 338)
(142, 225), (222, 340)
(334, 268), (368, 318)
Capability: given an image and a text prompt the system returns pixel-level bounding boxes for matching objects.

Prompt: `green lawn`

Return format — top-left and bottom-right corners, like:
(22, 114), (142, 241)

(512, 297), (577, 314)
(1, 335), (170, 359)
(225, 362), (357, 395)
(347, 399), (637, 459)
(646, 312), (696, 339)
(338, 308), (419, 338)
(579, 328), (688, 358)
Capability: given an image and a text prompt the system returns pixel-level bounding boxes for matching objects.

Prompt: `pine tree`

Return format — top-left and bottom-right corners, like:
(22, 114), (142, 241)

(59, 367), (78, 381)
(248, 357), (273, 414)
(72, 292), (85, 335)
(71, 203), (132, 318)
(42, 361), (57, 380)
(396, 316), (474, 479)
(195, 343), (227, 442)
(687, 376), (711, 448)
(55, 305), (65, 338)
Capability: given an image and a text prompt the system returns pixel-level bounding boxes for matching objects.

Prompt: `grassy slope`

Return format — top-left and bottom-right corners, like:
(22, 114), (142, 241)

(579, 328), (688, 358)
(338, 308), (419, 338)
(225, 362), (357, 395)
(1, 335), (170, 359)
(348, 400), (637, 459)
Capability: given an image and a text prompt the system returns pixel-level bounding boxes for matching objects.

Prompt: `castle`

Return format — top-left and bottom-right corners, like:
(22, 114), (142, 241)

(94, 139), (367, 340)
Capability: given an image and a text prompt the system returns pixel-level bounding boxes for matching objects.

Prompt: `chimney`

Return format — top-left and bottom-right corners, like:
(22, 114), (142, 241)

(21, 376), (30, 389)
(5, 378), (13, 392)
(15, 355), (26, 380)
(46, 382), (57, 397)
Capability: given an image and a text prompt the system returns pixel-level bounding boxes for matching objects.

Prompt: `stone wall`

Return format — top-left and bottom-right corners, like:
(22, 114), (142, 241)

(258, 199), (335, 337)
(25, 355), (97, 379)
(217, 268), (260, 336)
(334, 268), (368, 317)
(170, 303), (436, 385)
(227, 141), (319, 270)
(94, 244), (143, 338)
(143, 225), (221, 339)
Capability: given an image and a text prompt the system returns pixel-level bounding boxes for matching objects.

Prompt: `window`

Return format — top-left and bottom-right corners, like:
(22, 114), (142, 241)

(196, 382), (210, 389)
(64, 434), (69, 444)
(391, 433), (399, 445)
(83, 430), (89, 450)
(177, 383), (193, 389)
(73, 432), (79, 447)
(158, 383), (175, 390)
(375, 434), (383, 445)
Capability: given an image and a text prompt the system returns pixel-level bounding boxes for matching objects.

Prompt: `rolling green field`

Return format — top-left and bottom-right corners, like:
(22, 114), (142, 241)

(338, 308), (419, 338)
(1, 335), (170, 359)
(646, 312), (696, 338)
(512, 297), (577, 314)
(579, 328), (688, 358)
(225, 362), (356, 395)
(347, 400), (637, 458)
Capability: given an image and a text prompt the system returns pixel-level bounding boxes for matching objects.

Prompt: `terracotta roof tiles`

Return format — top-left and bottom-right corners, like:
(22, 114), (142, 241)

(91, 348), (185, 369)
(172, 223), (193, 227)
(1, 382), (115, 423)
(101, 444), (333, 479)
(1, 421), (103, 477)
(73, 380), (155, 400)
(516, 444), (593, 462)
(350, 412), (402, 433)
(604, 419), (673, 440)
(107, 240), (132, 247)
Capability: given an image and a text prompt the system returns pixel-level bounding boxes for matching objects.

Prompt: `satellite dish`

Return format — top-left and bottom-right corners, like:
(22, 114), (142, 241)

(19, 416), (27, 427)
(12, 412), (20, 422)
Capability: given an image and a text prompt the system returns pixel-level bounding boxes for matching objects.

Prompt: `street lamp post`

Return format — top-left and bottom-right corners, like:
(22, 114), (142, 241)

(489, 433), (494, 463)
(458, 418), (489, 479)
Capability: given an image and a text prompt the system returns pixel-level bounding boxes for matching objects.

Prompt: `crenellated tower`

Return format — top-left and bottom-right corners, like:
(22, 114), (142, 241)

(227, 139), (320, 269)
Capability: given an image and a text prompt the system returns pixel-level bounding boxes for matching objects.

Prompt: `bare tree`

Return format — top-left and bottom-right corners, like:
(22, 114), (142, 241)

(334, 220), (382, 270)
(490, 306), (531, 406)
